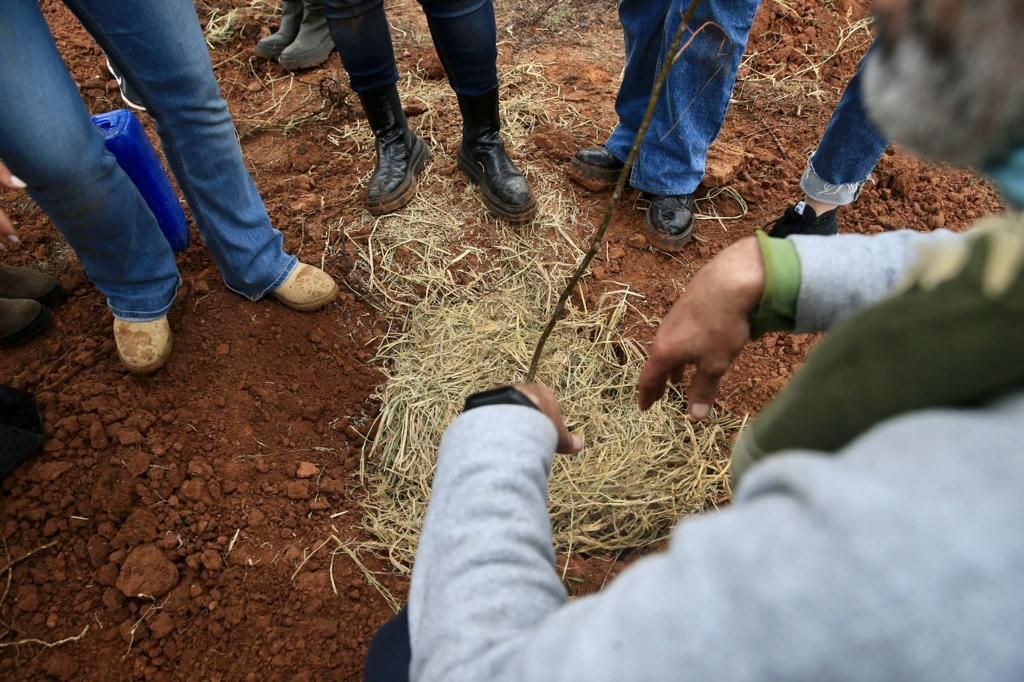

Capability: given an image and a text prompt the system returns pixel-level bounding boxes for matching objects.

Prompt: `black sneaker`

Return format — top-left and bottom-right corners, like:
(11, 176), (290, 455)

(768, 201), (839, 238)
(105, 58), (146, 112)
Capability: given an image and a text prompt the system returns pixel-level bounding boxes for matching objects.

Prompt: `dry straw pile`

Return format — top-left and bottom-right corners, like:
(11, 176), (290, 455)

(329, 63), (742, 573)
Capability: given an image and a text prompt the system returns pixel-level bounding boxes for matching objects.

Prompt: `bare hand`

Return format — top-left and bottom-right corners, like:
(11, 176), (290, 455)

(0, 161), (26, 249)
(638, 236), (766, 418)
(513, 383), (584, 454)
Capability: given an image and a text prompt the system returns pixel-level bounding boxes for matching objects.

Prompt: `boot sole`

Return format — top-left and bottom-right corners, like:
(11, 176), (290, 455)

(643, 211), (695, 253)
(568, 157), (624, 192)
(278, 38), (335, 71)
(457, 149), (538, 224)
(0, 306), (51, 348)
(366, 137), (431, 216)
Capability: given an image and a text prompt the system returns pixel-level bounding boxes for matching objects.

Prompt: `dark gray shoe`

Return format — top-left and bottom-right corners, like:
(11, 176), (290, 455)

(255, 0), (304, 60)
(278, 0), (333, 71)
(0, 265), (64, 309)
(0, 299), (51, 348)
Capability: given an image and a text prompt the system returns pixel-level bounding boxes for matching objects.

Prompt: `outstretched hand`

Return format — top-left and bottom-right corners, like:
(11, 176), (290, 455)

(0, 161), (27, 248)
(638, 236), (766, 418)
(513, 384), (584, 454)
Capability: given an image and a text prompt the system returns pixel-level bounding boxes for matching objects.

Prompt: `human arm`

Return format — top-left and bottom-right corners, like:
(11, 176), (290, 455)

(639, 229), (962, 415)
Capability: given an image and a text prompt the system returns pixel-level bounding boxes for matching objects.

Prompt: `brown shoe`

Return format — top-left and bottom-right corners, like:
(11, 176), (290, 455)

(114, 317), (172, 374)
(0, 265), (64, 309)
(271, 263), (338, 311)
(0, 299), (51, 348)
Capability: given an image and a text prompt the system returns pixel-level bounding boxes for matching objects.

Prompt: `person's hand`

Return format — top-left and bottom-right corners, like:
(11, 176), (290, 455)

(0, 161), (27, 250)
(638, 236), (766, 418)
(512, 383), (584, 454)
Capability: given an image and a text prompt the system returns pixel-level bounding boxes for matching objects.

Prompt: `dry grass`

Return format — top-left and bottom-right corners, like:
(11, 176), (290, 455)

(319, 62), (744, 573)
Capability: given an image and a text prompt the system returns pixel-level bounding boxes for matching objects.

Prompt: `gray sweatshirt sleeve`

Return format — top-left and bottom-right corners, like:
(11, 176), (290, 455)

(408, 397), (1024, 682)
(790, 229), (961, 332)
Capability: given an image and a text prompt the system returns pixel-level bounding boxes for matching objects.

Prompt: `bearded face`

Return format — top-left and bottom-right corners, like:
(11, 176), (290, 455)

(862, 0), (1024, 168)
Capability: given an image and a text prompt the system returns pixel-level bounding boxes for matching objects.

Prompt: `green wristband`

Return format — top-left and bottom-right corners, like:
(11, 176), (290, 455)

(750, 230), (801, 338)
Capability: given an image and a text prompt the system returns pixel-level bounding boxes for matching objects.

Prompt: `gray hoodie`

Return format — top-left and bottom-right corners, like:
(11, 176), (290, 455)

(408, 229), (1024, 682)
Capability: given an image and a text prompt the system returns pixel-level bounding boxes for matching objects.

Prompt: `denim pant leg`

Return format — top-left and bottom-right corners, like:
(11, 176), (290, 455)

(418, 0), (499, 96)
(605, 0), (673, 165)
(802, 42), (890, 206)
(67, 0), (297, 300)
(0, 1), (178, 321)
(324, 0), (401, 94)
(629, 0), (761, 195)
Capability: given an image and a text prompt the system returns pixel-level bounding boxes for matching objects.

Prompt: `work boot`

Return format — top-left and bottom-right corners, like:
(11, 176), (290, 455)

(270, 262), (339, 311)
(0, 265), (64, 309)
(570, 145), (626, 192)
(0, 299), (51, 348)
(768, 201), (840, 238)
(255, 0), (304, 61)
(114, 317), (172, 374)
(456, 90), (537, 223)
(644, 194), (695, 252)
(278, 0), (334, 71)
(358, 84), (430, 216)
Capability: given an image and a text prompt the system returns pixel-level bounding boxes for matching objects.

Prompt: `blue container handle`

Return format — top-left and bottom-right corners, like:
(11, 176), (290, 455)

(91, 109), (189, 253)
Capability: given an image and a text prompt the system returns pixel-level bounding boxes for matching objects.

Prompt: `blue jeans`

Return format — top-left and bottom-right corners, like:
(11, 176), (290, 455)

(606, 0), (760, 196)
(801, 43), (889, 206)
(0, 0), (295, 321)
(325, 0), (498, 96)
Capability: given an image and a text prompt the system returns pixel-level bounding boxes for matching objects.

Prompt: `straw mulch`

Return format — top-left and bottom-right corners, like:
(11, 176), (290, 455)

(327, 63), (743, 573)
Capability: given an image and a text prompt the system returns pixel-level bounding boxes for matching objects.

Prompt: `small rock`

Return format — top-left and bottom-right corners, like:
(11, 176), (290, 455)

(125, 451), (150, 478)
(14, 584), (39, 612)
(286, 480), (310, 500)
(295, 462), (318, 479)
(149, 612), (176, 638)
(216, 343), (230, 356)
(199, 549), (223, 571)
(116, 544), (179, 598)
(247, 509), (266, 528)
(626, 234), (647, 250)
(403, 98), (428, 116)
(246, 81), (261, 93)
(34, 461), (72, 482)
(42, 652), (79, 681)
(118, 429), (143, 446)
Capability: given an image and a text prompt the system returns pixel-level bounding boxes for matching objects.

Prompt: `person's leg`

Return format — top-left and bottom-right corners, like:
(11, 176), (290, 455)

(604, 0), (674, 164)
(631, 0), (761, 197)
(769, 44), (890, 239)
(324, 0), (429, 214)
(801, 45), (889, 210)
(364, 609), (411, 682)
(0, 0), (179, 322)
(419, 0), (536, 221)
(65, 0), (302, 301)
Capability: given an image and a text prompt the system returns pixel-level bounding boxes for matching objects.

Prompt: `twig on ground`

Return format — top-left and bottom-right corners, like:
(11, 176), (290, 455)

(0, 625), (89, 649)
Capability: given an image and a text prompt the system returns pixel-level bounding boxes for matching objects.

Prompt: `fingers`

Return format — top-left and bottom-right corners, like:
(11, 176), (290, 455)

(0, 161), (27, 190)
(513, 384), (584, 455)
(685, 357), (729, 420)
(637, 361), (671, 411)
(0, 211), (17, 250)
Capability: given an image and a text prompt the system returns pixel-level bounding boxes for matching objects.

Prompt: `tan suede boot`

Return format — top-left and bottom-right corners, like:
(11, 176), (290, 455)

(0, 265), (64, 308)
(0, 299), (51, 348)
(271, 262), (338, 311)
(114, 317), (172, 374)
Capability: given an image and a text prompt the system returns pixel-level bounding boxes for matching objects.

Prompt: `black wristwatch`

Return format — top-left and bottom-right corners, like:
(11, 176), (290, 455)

(463, 386), (540, 413)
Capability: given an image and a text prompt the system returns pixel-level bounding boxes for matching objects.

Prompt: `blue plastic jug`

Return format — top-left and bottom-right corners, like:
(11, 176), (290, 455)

(91, 109), (189, 252)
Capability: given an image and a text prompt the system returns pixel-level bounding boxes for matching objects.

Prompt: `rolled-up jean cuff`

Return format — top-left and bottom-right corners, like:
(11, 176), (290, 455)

(109, 277), (182, 322)
(225, 254), (298, 302)
(800, 159), (864, 207)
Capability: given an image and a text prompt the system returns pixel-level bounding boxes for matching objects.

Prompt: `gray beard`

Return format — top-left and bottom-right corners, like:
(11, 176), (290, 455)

(862, 17), (1024, 169)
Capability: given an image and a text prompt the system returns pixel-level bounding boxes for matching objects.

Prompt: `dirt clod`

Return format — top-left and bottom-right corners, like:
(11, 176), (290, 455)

(116, 544), (180, 598)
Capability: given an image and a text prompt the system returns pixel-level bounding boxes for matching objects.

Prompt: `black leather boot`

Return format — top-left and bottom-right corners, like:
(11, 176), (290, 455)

(456, 91), (537, 223)
(278, 0), (334, 70)
(570, 145), (626, 192)
(644, 194), (695, 252)
(358, 85), (430, 216)
(254, 0), (304, 60)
